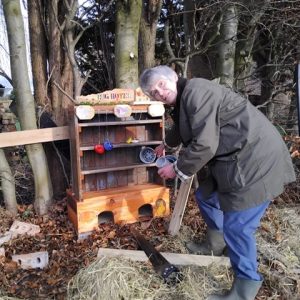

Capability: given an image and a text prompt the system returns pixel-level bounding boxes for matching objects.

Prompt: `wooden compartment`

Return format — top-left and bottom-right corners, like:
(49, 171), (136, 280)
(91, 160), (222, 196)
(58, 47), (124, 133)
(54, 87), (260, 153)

(67, 105), (170, 235)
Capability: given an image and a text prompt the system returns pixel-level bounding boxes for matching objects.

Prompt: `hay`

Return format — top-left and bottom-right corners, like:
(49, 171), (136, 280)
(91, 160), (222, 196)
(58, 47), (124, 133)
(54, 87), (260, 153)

(0, 291), (22, 300)
(67, 256), (232, 300)
(258, 206), (300, 299)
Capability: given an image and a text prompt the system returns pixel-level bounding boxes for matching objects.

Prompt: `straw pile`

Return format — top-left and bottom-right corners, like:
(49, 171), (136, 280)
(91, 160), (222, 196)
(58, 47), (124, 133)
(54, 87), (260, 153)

(257, 206), (300, 299)
(67, 256), (232, 300)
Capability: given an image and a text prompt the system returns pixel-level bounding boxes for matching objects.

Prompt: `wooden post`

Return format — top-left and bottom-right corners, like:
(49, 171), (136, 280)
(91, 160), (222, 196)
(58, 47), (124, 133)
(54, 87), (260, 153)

(168, 175), (194, 236)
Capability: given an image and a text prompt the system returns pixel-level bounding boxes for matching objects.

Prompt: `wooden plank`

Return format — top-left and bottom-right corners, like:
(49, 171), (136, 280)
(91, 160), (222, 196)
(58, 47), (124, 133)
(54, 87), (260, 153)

(78, 119), (161, 127)
(81, 162), (157, 175)
(0, 126), (70, 148)
(92, 105), (149, 113)
(136, 124), (146, 142)
(97, 248), (230, 267)
(80, 141), (162, 151)
(69, 116), (82, 200)
(82, 183), (165, 200)
(168, 176), (194, 236)
(137, 167), (148, 184)
(116, 170), (128, 187)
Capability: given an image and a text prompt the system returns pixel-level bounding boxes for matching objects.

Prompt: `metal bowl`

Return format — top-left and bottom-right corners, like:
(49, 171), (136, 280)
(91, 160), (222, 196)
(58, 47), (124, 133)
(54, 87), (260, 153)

(139, 147), (156, 164)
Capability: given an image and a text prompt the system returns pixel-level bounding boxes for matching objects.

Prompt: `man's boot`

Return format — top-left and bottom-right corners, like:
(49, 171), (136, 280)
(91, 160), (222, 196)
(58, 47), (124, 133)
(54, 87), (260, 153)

(186, 228), (226, 256)
(208, 278), (263, 300)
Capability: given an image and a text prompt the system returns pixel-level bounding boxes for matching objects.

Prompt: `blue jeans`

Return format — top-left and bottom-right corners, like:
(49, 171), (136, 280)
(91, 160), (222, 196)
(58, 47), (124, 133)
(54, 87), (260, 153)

(195, 188), (270, 281)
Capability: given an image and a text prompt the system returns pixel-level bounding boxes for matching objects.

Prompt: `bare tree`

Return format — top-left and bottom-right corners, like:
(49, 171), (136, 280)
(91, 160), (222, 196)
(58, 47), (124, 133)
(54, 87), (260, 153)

(28, 0), (49, 109)
(3, 0), (53, 215)
(216, 4), (238, 88)
(139, 0), (163, 71)
(115, 0), (142, 88)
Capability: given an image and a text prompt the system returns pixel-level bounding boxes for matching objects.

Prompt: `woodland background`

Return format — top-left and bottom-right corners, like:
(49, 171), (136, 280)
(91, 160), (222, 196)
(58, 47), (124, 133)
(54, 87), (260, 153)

(0, 1), (299, 299)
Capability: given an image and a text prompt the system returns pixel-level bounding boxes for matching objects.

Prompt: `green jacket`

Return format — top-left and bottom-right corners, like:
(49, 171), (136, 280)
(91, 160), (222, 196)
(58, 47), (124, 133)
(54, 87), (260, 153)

(166, 78), (296, 211)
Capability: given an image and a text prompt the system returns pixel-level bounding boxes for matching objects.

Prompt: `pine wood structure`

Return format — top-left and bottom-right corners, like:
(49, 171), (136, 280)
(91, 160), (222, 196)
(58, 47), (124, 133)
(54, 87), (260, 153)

(67, 104), (170, 235)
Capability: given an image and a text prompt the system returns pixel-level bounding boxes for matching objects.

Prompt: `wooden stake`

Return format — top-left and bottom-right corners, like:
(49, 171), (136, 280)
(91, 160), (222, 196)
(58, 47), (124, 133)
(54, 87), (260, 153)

(168, 175), (194, 236)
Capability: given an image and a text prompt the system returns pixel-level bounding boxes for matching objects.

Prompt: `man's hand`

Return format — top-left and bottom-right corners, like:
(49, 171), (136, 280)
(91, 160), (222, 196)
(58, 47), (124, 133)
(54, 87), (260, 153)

(154, 143), (165, 157)
(158, 163), (176, 179)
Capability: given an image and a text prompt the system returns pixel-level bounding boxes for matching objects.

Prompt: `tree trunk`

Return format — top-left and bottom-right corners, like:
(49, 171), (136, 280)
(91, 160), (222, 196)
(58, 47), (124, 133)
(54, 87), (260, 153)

(3, 0), (53, 215)
(183, 0), (195, 78)
(63, 0), (85, 100)
(234, 2), (269, 92)
(28, 0), (49, 110)
(0, 149), (17, 215)
(45, 0), (77, 126)
(47, 0), (64, 125)
(139, 0), (162, 72)
(216, 5), (238, 88)
(115, 0), (142, 88)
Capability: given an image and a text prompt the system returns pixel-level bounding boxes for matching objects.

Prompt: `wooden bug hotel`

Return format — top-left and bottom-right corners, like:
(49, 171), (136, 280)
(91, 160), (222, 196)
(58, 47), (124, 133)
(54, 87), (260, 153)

(67, 88), (170, 236)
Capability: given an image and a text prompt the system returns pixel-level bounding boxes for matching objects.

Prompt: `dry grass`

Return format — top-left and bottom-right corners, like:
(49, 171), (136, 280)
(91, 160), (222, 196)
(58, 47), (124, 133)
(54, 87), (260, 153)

(257, 205), (300, 299)
(0, 293), (22, 300)
(66, 188), (300, 300)
(67, 256), (232, 300)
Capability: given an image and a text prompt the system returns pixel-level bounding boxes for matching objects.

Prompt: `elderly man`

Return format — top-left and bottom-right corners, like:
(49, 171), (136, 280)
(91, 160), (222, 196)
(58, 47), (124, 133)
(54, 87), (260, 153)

(139, 66), (295, 300)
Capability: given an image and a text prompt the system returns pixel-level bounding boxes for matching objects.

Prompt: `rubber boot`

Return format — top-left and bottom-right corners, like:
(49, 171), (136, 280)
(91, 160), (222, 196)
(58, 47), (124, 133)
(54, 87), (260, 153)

(208, 278), (263, 300)
(186, 228), (226, 256)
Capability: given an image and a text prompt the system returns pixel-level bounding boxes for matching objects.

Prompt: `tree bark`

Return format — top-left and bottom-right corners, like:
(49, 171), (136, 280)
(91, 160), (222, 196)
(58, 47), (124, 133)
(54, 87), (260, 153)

(28, 0), (49, 109)
(216, 5), (238, 88)
(183, 0), (195, 78)
(63, 0), (87, 100)
(0, 149), (17, 215)
(47, 0), (64, 125)
(3, 0), (53, 215)
(139, 0), (162, 72)
(115, 0), (142, 88)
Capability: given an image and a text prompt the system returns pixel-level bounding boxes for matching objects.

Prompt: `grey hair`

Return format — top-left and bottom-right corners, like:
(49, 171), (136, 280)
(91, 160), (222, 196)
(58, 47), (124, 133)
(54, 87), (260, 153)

(139, 66), (178, 94)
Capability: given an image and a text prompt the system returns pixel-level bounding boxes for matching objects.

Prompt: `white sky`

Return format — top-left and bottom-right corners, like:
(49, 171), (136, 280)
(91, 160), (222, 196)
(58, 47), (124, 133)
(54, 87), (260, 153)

(0, 0), (31, 89)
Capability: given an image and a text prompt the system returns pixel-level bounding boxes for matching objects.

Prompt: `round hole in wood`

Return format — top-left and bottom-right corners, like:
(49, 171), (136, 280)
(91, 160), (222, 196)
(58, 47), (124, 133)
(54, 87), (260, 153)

(138, 204), (153, 219)
(98, 211), (115, 225)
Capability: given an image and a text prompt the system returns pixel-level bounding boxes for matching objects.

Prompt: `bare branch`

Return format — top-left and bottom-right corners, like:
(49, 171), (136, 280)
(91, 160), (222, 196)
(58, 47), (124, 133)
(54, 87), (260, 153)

(53, 80), (77, 103)
(164, 20), (184, 71)
(0, 68), (13, 85)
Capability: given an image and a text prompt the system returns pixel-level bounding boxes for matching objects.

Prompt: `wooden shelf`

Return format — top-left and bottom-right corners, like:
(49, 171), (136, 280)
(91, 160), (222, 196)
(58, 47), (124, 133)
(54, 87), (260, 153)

(78, 119), (161, 127)
(68, 104), (168, 234)
(81, 183), (165, 200)
(81, 163), (157, 175)
(80, 141), (161, 151)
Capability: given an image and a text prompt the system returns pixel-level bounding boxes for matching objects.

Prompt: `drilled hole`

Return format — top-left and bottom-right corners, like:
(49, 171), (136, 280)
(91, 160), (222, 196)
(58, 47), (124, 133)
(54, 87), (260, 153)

(138, 204), (153, 218)
(98, 211), (114, 225)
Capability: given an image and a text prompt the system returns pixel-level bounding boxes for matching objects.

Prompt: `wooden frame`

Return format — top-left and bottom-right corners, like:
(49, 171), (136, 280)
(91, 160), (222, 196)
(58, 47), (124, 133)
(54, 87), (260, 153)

(0, 126), (69, 148)
(0, 116), (191, 236)
(67, 105), (170, 234)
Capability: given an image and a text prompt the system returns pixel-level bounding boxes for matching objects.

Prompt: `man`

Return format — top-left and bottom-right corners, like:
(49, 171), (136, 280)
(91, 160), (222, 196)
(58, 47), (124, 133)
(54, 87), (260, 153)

(139, 66), (296, 300)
